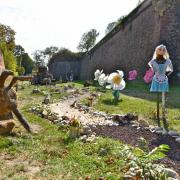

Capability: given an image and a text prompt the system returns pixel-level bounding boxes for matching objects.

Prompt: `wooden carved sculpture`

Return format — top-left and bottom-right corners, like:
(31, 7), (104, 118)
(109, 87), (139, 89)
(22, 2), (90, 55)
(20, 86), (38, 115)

(0, 70), (32, 134)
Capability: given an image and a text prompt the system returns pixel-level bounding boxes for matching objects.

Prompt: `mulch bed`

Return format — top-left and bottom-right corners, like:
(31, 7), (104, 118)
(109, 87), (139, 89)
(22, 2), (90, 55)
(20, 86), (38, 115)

(90, 125), (180, 174)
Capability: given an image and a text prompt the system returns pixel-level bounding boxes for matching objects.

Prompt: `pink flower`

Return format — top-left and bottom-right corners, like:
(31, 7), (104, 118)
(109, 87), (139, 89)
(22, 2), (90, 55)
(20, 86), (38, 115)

(128, 70), (138, 80)
(144, 68), (154, 83)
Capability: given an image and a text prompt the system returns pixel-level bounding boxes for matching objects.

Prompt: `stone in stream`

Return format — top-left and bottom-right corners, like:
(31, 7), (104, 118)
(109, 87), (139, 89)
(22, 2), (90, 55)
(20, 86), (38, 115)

(32, 88), (41, 94)
(42, 110), (48, 118)
(43, 95), (51, 105)
(155, 130), (163, 135)
(154, 127), (163, 131)
(81, 126), (92, 135)
(138, 119), (149, 127)
(168, 131), (178, 137)
(70, 100), (77, 108)
(86, 134), (96, 142)
(53, 119), (60, 124)
(174, 152), (180, 161)
(160, 168), (179, 179)
(112, 113), (138, 125)
(175, 138), (180, 144)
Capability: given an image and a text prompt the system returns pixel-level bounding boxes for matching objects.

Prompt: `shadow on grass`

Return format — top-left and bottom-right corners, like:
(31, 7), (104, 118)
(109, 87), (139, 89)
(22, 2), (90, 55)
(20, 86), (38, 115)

(102, 99), (122, 106)
(120, 81), (180, 109)
(63, 136), (77, 145)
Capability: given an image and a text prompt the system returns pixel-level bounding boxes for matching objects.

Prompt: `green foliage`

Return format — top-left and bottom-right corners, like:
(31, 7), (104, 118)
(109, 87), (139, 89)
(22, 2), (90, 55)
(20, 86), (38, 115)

(0, 41), (17, 72)
(93, 80), (180, 131)
(32, 50), (45, 70)
(43, 46), (59, 62)
(0, 137), (13, 149)
(16, 66), (25, 75)
(13, 45), (25, 57)
(14, 45), (34, 75)
(48, 48), (82, 66)
(115, 144), (169, 179)
(33, 46), (59, 68)
(105, 15), (127, 35)
(21, 53), (34, 74)
(137, 0), (144, 6)
(105, 22), (117, 34)
(0, 83), (173, 179)
(0, 23), (15, 51)
(146, 144), (170, 161)
(77, 29), (99, 52)
(0, 23), (17, 72)
(105, 0), (144, 35)
(69, 117), (80, 127)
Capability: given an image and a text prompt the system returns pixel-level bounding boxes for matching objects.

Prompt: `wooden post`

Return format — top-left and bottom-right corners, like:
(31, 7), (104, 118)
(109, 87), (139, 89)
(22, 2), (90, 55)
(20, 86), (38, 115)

(157, 92), (161, 127)
(162, 92), (168, 131)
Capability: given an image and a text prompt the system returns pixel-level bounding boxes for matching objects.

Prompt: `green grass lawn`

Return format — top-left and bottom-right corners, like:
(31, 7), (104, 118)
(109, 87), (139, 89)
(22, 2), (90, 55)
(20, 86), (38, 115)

(59, 80), (180, 131)
(0, 82), (178, 179)
(1, 84), (125, 179)
(93, 80), (180, 132)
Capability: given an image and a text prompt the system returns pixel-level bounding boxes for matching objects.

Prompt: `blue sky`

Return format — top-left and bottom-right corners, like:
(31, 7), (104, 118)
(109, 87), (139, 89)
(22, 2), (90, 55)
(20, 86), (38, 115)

(0, 0), (139, 55)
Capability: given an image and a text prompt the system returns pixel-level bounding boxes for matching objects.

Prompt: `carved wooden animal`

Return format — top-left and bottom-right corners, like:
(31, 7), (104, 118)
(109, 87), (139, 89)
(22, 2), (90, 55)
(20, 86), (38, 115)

(0, 70), (32, 134)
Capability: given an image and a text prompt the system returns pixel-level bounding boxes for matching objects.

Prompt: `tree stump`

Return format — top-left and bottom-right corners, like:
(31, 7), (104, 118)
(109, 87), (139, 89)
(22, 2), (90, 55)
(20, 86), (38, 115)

(0, 70), (32, 134)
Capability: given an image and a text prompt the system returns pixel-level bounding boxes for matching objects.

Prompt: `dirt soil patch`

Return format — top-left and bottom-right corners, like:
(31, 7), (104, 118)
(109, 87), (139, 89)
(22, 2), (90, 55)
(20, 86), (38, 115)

(90, 125), (180, 174)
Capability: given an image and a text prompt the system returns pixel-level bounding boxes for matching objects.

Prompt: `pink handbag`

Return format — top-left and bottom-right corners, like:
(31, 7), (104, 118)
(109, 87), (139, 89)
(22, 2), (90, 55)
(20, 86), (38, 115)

(144, 68), (154, 83)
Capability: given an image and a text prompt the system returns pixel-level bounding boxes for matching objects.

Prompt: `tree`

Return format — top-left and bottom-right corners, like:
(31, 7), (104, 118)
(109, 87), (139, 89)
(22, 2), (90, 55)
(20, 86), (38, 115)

(77, 29), (99, 52)
(13, 45), (34, 75)
(13, 45), (25, 57)
(0, 23), (17, 72)
(137, 0), (144, 6)
(48, 48), (82, 66)
(32, 50), (45, 70)
(13, 45), (25, 67)
(0, 23), (15, 51)
(105, 22), (117, 34)
(43, 46), (58, 58)
(42, 46), (59, 63)
(21, 53), (34, 75)
(105, 15), (127, 35)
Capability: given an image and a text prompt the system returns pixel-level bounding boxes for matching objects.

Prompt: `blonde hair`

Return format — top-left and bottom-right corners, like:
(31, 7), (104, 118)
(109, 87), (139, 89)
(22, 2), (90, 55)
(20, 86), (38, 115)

(152, 44), (170, 60)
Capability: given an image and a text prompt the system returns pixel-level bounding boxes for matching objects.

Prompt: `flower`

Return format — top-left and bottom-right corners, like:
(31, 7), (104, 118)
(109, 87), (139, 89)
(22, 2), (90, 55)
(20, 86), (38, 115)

(128, 70), (137, 80)
(94, 69), (103, 80)
(106, 70), (126, 90)
(98, 73), (109, 86)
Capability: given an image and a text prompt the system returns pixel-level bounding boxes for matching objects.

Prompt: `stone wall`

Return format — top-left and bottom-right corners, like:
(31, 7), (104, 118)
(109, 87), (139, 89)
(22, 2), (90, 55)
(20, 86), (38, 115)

(49, 60), (81, 81)
(159, 0), (180, 78)
(80, 0), (180, 80)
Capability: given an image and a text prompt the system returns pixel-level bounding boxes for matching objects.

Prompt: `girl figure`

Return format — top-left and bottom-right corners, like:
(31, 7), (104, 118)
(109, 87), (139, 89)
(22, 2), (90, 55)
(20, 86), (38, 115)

(148, 44), (173, 130)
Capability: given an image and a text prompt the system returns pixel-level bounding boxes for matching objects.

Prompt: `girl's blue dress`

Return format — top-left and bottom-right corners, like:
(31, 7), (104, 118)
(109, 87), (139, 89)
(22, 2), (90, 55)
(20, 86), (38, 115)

(148, 59), (173, 92)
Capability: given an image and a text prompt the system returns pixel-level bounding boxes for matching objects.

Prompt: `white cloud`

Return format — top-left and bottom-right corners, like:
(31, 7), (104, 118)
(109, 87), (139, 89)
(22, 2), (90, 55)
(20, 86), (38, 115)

(0, 0), (139, 56)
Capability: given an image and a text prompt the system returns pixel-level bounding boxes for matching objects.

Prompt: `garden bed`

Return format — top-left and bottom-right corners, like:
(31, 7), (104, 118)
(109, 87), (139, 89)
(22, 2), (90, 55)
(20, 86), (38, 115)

(90, 125), (180, 174)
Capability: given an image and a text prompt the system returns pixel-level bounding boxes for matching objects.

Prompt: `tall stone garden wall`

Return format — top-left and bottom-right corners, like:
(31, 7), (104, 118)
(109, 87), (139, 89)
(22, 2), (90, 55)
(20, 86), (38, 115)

(80, 0), (180, 80)
(49, 60), (81, 81)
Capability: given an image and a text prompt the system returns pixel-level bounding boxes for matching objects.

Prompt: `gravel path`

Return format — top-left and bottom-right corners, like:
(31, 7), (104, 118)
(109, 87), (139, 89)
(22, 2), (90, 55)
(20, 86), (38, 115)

(50, 93), (114, 126)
